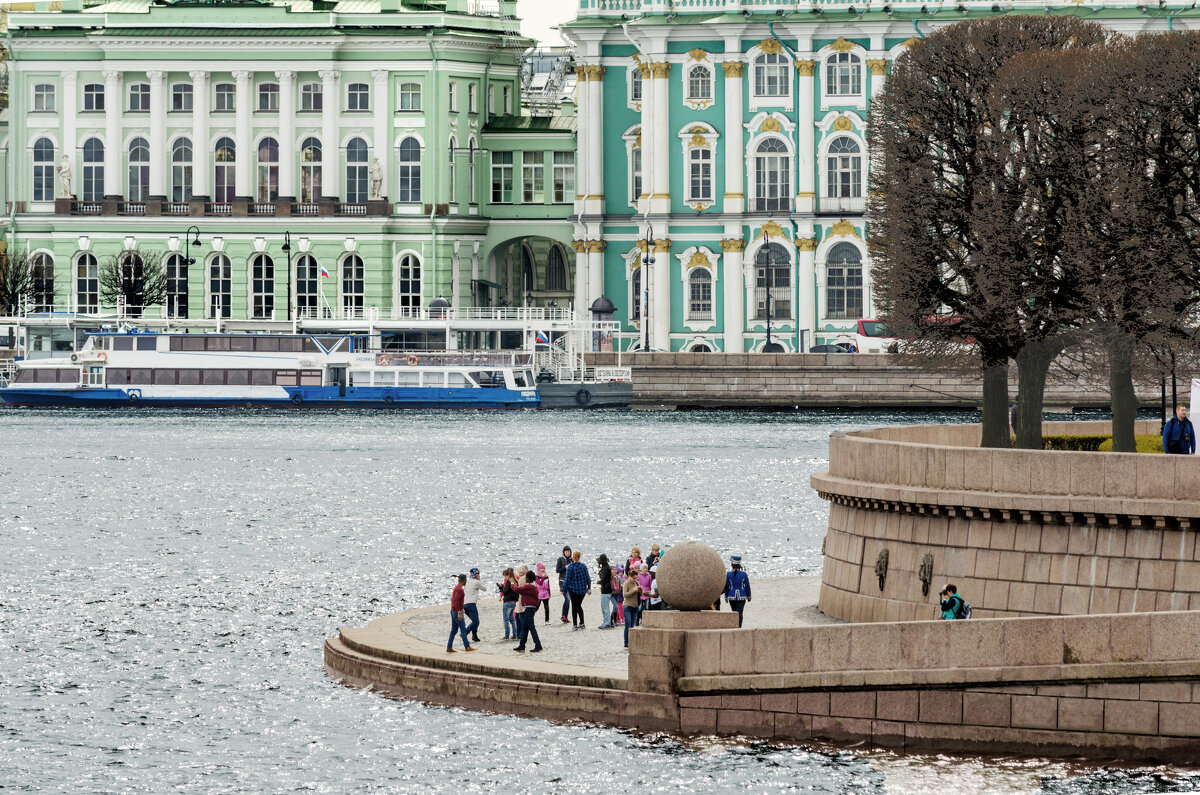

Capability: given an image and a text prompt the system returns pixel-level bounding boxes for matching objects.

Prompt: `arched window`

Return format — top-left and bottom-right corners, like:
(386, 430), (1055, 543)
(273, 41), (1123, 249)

(214, 137), (236, 202)
(342, 254), (364, 316)
(826, 136), (862, 199)
(448, 135), (458, 204)
(76, 253), (98, 314)
(397, 137), (421, 204)
(172, 138), (193, 202)
(209, 254), (232, 319)
(687, 268), (713, 321)
(754, 242), (791, 320)
(396, 254), (421, 313)
(826, 242), (863, 320)
(522, 246), (535, 295)
(346, 137), (369, 203)
(630, 266), (642, 323)
(295, 254), (322, 318)
(630, 68), (643, 103)
(686, 65), (711, 101)
(256, 137), (279, 202)
(826, 52), (862, 96)
(546, 246), (567, 292)
(468, 137), (478, 204)
(687, 145), (713, 203)
(165, 252), (188, 319)
(82, 138), (104, 202)
(33, 138), (55, 202)
(754, 51), (789, 97)
(630, 141), (642, 203)
(691, 342), (712, 353)
(127, 137), (150, 201)
(31, 253), (54, 313)
(399, 82), (422, 111)
(250, 253), (274, 318)
(754, 138), (791, 212)
(300, 137), (322, 203)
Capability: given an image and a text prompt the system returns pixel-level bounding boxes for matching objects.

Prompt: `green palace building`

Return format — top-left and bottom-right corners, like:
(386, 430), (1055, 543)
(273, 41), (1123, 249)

(563, 0), (1193, 352)
(0, 0), (579, 348)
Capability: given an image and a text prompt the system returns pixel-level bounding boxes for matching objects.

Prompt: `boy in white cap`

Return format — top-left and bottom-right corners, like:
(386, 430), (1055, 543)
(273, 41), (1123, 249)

(724, 555), (752, 627)
(462, 567), (487, 643)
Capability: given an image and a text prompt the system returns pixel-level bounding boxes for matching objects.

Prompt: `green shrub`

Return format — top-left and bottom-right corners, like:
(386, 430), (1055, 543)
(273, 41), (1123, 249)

(1098, 435), (1164, 454)
(1040, 435), (1110, 452)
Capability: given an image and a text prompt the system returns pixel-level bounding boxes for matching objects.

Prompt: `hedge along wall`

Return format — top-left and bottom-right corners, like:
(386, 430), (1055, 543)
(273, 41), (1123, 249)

(812, 421), (1200, 622)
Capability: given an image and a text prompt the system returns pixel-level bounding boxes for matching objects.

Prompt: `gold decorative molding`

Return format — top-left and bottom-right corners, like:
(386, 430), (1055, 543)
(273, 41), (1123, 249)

(688, 251), (713, 270)
(688, 202), (712, 213)
(796, 237), (818, 252)
(572, 240), (587, 253)
(901, 37), (921, 49)
(830, 37), (857, 53)
(584, 193), (605, 200)
(633, 132), (642, 149)
(632, 52), (643, 64)
(754, 220), (790, 241)
(685, 99), (714, 110)
(760, 117), (782, 133)
(758, 38), (784, 55)
(721, 62), (745, 78)
(689, 133), (709, 147)
(830, 219), (860, 238)
(866, 58), (889, 76)
(832, 115), (854, 132)
(724, 192), (745, 199)
(689, 125), (708, 133)
(576, 69), (588, 83)
(650, 61), (672, 79)
(585, 240), (607, 253)
(653, 238), (672, 252)
(794, 59), (817, 76)
(797, 191), (816, 198)
(688, 48), (708, 61)
(650, 193), (671, 199)
(720, 239), (747, 253)
(590, 65), (607, 80)
(635, 240), (648, 253)
(637, 63), (651, 79)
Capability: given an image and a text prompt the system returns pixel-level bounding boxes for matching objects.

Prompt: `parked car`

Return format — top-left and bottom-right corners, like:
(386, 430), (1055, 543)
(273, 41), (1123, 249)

(810, 343), (855, 353)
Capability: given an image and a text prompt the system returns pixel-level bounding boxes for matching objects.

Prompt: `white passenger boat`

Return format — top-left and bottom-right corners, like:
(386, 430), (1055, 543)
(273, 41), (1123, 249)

(0, 331), (540, 409)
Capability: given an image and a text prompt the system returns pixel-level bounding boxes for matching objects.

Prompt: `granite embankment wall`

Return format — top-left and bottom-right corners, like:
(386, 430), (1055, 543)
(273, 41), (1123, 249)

(812, 421), (1200, 623)
(586, 352), (1168, 409)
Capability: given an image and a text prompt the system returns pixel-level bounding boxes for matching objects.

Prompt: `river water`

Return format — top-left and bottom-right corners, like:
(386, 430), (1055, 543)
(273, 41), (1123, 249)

(1, 407), (1197, 794)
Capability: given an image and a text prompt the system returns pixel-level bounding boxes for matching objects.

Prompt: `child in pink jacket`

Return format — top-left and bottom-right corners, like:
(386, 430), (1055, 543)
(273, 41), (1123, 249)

(535, 563), (552, 623)
(636, 564), (653, 621)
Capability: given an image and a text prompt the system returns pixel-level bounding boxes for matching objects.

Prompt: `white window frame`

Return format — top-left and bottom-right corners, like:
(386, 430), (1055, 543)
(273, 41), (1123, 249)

(75, 252), (99, 315)
(683, 61), (714, 110)
(677, 246), (718, 330)
(214, 82), (236, 112)
(32, 83), (56, 112)
(207, 253), (232, 320)
(128, 83), (150, 112)
(552, 151), (574, 204)
(257, 82), (280, 112)
(347, 82), (370, 112)
(502, 85), (512, 115)
(622, 126), (642, 208)
(249, 252), (275, 319)
(300, 136), (322, 203)
(823, 241), (865, 321)
(521, 151), (544, 204)
(396, 136), (422, 203)
(627, 63), (644, 111)
(340, 253), (366, 316)
(490, 151), (513, 204)
(127, 137), (151, 202)
(747, 42), (794, 112)
(825, 52), (863, 98)
(678, 124), (719, 210)
(394, 252), (422, 314)
(83, 83), (105, 112)
(448, 81), (458, 112)
(32, 137), (56, 202)
(824, 134), (864, 200)
(300, 82), (323, 112)
(345, 137), (369, 203)
(468, 83), (478, 114)
(398, 82), (422, 112)
(171, 82), (193, 112)
(172, 137), (193, 203)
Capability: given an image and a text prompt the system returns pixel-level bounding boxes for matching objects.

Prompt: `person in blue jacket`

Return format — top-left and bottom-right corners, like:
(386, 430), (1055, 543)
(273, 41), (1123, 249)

(1163, 405), (1196, 455)
(724, 555), (752, 627)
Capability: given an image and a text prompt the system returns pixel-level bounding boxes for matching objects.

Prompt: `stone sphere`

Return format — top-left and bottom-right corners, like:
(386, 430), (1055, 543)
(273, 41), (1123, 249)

(655, 542), (727, 611)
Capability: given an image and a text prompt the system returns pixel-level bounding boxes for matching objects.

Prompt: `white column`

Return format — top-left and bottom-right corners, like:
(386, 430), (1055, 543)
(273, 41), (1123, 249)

(276, 70), (296, 201)
(588, 239), (604, 309)
(816, 254), (828, 328)
(637, 62), (651, 213)
(103, 70), (122, 197)
(648, 61), (670, 215)
(572, 238), (587, 314)
(584, 66), (604, 215)
(721, 236), (745, 353)
(189, 70), (210, 199)
(233, 70), (253, 200)
(798, 237), (817, 351)
(651, 239), (670, 350)
(319, 68), (341, 202)
(62, 71), (78, 193)
(796, 60), (816, 213)
(148, 70), (167, 198)
(867, 58), (888, 102)
(722, 61), (744, 215)
(372, 70), (389, 201)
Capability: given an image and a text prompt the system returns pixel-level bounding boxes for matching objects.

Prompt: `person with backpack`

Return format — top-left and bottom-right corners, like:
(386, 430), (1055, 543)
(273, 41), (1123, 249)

(724, 555), (751, 627)
(597, 554), (615, 629)
(1163, 405), (1196, 455)
(939, 584), (971, 620)
(556, 545), (573, 623)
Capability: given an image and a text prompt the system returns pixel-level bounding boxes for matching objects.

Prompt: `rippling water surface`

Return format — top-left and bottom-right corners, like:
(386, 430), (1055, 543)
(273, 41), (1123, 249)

(2, 407), (1198, 794)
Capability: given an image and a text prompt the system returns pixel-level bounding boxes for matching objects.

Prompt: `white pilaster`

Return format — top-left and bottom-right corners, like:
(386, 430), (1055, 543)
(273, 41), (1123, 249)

(189, 70), (210, 199)
(62, 71), (77, 189)
(572, 238), (587, 314)
(588, 240), (604, 311)
(103, 70), (122, 197)
(276, 70), (296, 200)
(372, 70), (389, 200)
(585, 66), (604, 215)
(798, 238), (817, 351)
(648, 60), (670, 215)
(319, 69), (341, 201)
(148, 70), (167, 198)
(573, 70), (589, 212)
(867, 58), (888, 102)
(637, 62), (652, 214)
(233, 70), (253, 199)
(721, 235), (745, 353)
(796, 60), (817, 213)
(651, 239), (670, 350)
(722, 59), (745, 215)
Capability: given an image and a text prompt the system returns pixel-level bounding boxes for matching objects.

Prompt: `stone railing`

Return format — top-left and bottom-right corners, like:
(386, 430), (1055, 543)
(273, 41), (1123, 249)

(576, 0), (1147, 14)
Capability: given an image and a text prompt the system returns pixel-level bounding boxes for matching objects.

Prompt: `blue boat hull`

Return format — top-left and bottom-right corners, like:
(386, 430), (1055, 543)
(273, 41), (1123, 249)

(0, 386), (540, 410)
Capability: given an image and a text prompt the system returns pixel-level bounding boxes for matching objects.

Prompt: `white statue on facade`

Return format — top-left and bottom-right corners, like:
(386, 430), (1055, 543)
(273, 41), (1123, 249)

(57, 154), (73, 198)
(369, 156), (384, 200)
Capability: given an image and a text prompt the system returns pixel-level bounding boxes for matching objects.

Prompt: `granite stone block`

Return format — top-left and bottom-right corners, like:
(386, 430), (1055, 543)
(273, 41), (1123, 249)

(1057, 698), (1104, 732)
(876, 690), (920, 722)
(963, 691), (1011, 727)
(831, 691), (876, 719)
(1103, 700), (1158, 735)
(1011, 695), (1058, 730)
(919, 690), (963, 724)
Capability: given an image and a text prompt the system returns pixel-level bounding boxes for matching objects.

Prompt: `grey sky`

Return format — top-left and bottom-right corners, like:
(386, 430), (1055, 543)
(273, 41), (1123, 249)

(518, 0), (576, 47)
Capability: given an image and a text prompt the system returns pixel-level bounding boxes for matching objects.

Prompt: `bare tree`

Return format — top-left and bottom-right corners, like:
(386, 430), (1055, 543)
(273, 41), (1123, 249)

(99, 248), (167, 318)
(0, 248), (34, 316)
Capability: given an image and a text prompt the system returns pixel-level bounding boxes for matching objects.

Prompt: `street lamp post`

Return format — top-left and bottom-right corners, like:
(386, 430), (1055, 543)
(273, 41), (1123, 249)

(281, 231), (293, 321)
(641, 223), (654, 353)
(761, 230), (785, 353)
(180, 225), (201, 319)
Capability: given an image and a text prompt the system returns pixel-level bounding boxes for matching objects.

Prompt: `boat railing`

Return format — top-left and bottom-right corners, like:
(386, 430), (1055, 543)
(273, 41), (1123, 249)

(0, 360), (14, 387)
(372, 350), (535, 368)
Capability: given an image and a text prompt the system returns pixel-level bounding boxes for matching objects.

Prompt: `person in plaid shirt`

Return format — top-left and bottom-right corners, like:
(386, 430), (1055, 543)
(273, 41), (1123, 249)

(562, 550), (592, 630)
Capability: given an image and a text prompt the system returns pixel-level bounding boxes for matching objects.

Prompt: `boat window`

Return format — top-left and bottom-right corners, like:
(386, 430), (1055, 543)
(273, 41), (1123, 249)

(113, 337), (135, 351)
(275, 370), (299, 387)
(229, 336), (255, 352)
(226, 369), (250, 386)
(57, 369), (80, 383)
(397, 372), (419, 386)
(251, 370), (274, 386)
(468, 370), (504, 388)
(279, 337), (304, 352)
(130, 369), (152, 384)
(154, 370), (177, 385)
(512, 371), (528, 388)
(447, 372), (470, 387)
(205, 337), (231, 351)
(136, 337), (157, 351)
(35, 369), (57, 383)
(302, 338), (323, 352)
(202, 370), (224, 385)
(14, 369), (34, 383)
(181, 337), (205, 352)
(300, 370), (322, 386)
(178, 369), (201, 385)
(255, 337), (280, 352)
(350, 371), (370, 386)
(107, 368), (130, 383)
(423, 372), (446, 388)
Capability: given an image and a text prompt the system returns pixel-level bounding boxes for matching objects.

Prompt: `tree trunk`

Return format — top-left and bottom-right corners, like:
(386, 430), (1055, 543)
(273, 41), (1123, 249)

(981, 357), (1011, 449)
(1014, 337), (1066, 449)
(1108, 332), (1138, 453)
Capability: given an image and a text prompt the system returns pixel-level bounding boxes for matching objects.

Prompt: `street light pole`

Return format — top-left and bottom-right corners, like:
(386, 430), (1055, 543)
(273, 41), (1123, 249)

(641, 223), (654, 353)
(281, 230), (293, 322)
(181, 225), (201, 319)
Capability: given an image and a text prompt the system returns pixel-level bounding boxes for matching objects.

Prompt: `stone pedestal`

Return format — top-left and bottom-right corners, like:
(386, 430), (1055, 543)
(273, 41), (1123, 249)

(55, 197), (73, 215)
(628, 611), (740, 694)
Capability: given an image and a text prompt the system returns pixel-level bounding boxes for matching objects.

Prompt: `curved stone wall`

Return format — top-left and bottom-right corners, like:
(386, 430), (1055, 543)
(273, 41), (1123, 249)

(813, 421), (1200, 622)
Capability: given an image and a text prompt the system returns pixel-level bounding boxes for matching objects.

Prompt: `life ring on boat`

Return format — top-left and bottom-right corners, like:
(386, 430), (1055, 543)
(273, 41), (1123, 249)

(128, 391), (140, 403)
(384, 395), (394, 405)
(575, 388), (593, 407)
(97, 352), (108, 362)
(377, 354), (391, 366)
(291, 394), (303, 405)
(406, 354), (419, 366)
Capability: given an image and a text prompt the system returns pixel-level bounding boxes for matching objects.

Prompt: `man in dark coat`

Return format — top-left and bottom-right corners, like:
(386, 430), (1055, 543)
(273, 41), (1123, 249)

(1163, 405), (1196, 455)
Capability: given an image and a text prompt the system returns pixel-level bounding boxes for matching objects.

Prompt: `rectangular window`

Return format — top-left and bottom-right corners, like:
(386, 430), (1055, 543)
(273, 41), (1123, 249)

(300, 83), (323, 112)
(688, 147), (712, 202)
(300, 370), (322, 386)
(491, 152), (513, 203)
(215, 83), (236, 112)
(503, 85), (512, 115)
(522, 151), (544, 204)
(258, 83), (279, 111)
(488, 85), (495, 114)
(202, 369), (224, 385)
(275, 370), (299, 387)
(347, 82), (370, 111)
(83, 83), (105, 112)
(251, 370), (274, 386)
(826, 265), (864, 319)
(178, 368), (202, 385)
(399, 83), (422, 111)
(755, 265), (792, 320)
(129, 84), (150, 112)
(172, 84), (193, 112)
(33, 84), (56, 112)
(226, 369), (250, 386)
(630, 147), (642, 203)
(553, 152), (575, 203)
(448, 82), (458, 112)
(153, 369), (177, 385)
(468, 83), (478, 113)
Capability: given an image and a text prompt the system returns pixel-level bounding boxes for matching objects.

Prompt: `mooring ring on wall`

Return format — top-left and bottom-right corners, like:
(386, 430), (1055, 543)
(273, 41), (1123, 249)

(919, 553), (935, 596)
